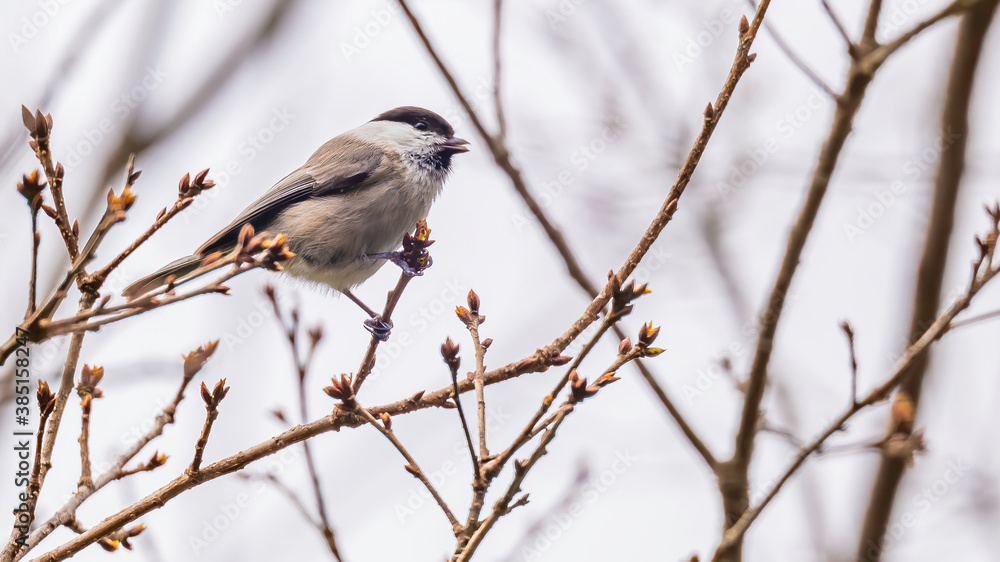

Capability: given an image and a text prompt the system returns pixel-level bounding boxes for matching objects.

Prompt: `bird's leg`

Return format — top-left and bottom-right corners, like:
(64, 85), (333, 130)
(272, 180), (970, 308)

(342, 288), (392, 341)
(363, 251), (432, 277)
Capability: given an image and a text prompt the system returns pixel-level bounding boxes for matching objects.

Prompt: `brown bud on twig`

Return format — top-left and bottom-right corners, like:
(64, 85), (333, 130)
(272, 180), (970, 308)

(482, 338), (493, 349)
(440, 337), (461, 372)
(704, 103), (715, 120)
(322, 374), (354, 401)
(618, 338), (633, 355)
(177, 168), (215, 198)
(403, 464), (420, 478)
(550, 355), (572, 366)
(77, 364), (105, 398)
(183, 341), (219, 380)
(16, 170), (46, 212)
(637, 322), (661, 347)
(37, 380), (55, 414)
(467, 289), (480, 314)
(738, 14), (749, 35)
(397, 219), (435, 275)
(455, 306), (473, 326)
(380, 412), (392, 430)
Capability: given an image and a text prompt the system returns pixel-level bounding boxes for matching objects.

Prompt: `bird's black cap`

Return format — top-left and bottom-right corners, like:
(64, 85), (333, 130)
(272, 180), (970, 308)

(372, 106), (455, 138)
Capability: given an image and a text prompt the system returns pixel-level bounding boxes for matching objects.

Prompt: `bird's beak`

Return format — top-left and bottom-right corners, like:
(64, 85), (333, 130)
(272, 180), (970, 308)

(442, 137), (470, 153)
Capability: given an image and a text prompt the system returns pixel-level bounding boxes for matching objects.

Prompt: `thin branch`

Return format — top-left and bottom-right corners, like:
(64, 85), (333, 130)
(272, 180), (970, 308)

(267, 291), (343, 561)
(352, 404), (461, 533)
(442, 338), (479, 481)
(455, 349), (640, 561)
(856, 2), (998, 557)
(397, 0), (597, 296)
(746, 0), (837, 97)
(189, 379), (229, 473)
(492, 0), (507, 138)
(6, 341), (214, 559)
(714, 253), (997, 557)
(840, 321), (859, 405)
(820, 0), (859, 56)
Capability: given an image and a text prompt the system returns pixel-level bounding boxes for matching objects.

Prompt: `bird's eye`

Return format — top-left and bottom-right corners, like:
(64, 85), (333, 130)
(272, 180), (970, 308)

(414, 121), (428, 131)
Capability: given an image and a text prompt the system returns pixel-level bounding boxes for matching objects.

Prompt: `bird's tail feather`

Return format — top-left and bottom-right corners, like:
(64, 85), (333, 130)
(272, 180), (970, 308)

(122, 255), (203, 301)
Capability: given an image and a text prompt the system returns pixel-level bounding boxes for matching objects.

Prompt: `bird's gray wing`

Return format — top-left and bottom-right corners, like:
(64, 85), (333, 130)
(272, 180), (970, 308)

(196, 140), (382, 255)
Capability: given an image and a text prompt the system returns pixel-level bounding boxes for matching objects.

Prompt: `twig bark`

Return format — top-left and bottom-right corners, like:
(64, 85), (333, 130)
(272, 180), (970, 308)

(855, 2), (999, 558)
(718, 4), (981, 559)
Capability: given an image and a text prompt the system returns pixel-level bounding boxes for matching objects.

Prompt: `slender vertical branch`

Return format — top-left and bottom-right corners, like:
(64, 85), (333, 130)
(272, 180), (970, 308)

(856, 2), (998, 558)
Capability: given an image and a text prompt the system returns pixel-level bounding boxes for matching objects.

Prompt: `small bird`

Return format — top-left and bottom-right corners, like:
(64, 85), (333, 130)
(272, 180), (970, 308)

(123, 106), (469, 338)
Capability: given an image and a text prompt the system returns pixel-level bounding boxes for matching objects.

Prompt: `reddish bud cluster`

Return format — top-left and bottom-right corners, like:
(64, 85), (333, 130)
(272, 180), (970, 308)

(200, 379), (230, 408)
(323, 374), (354, 401)
(399, 219), (435, 274)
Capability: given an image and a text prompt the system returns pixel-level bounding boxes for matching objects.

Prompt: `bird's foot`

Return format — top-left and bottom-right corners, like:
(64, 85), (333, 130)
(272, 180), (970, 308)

(364, 251), (431, 277)
(363, 316), (393, 341)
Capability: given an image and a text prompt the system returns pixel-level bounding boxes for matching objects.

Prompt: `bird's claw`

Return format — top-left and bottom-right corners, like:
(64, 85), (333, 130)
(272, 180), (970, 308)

(364, 251), (430, 277)
(364, 316), (393, 341)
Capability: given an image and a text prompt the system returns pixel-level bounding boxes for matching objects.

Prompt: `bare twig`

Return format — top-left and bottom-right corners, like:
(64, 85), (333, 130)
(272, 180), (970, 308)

(454, 348), (639, 561)
(441, 338), (480, 483)
(820, 0), (859, 56)
(856, 2), (998, 557)
(714, 244), (998, 558)
(267, 290), (343, 561)
(189, 379), (229, 472)
(840, 321), (859, 405)
(720, 4), (980, 559)
(5, 342), (214, 559)
(746, 0), (837, 97)
(351, 403), (461, 532)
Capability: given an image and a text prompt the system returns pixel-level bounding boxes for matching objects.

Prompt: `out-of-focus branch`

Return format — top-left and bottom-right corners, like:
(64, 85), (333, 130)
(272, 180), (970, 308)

(720, 2), (983, 560)
(266, 290), (343, 561)
(856, 2), (998, 558)
(745, 0), (836, 97)
(713, 219), (1000, 558)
